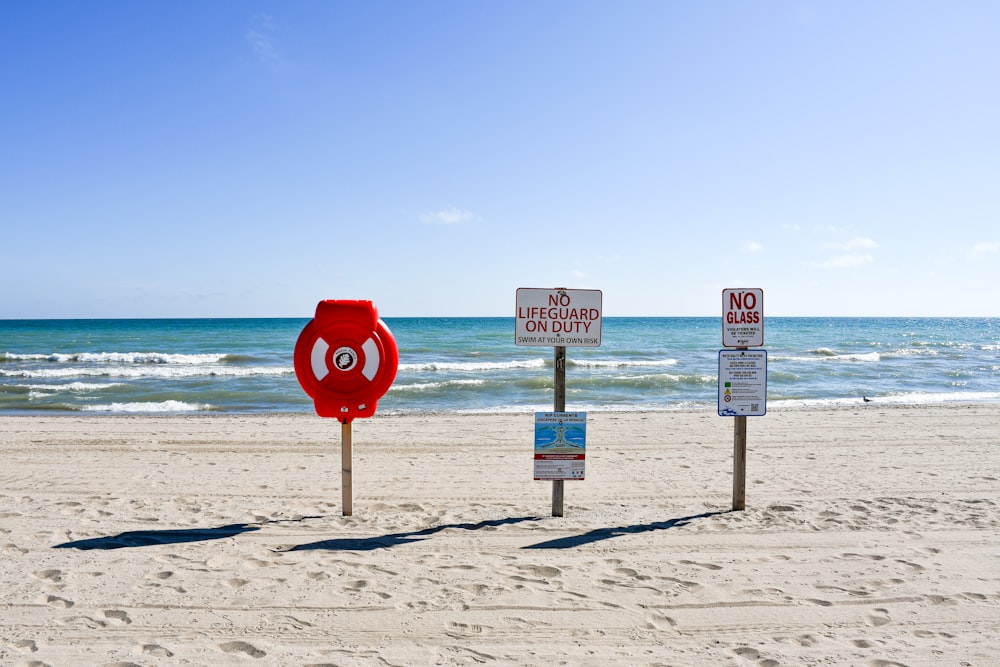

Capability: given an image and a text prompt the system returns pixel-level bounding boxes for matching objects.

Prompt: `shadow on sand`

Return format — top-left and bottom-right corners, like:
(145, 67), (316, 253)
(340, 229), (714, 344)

(285, 516), (542, 552)
(522, 510), (729, 550)
(51, 512), (727, 552)
(53, 516), (324, 550)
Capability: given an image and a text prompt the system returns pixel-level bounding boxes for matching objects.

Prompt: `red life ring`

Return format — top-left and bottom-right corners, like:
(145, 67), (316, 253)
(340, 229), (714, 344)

(294, 300), (399, 421)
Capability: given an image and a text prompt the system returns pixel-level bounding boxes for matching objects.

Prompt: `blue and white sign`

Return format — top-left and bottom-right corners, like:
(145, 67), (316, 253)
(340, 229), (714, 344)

(719, 350), (767, 416)
(534, 412), (586, 480)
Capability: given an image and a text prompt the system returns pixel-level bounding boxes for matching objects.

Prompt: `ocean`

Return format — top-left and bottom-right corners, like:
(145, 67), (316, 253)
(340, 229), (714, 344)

(1, 317), (998, 415)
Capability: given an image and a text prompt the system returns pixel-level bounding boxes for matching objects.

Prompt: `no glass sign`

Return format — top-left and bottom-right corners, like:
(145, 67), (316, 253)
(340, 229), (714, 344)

(722, 288), (764, 348)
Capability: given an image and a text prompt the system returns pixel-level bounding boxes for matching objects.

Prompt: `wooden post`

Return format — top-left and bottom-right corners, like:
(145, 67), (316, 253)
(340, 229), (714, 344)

(341, 420), (353, 516)
(733, 415), (746, 511)
(552, 345), (567, 517)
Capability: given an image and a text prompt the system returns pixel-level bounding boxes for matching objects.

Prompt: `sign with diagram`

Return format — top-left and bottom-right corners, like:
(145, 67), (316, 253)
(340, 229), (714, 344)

(533, 412), (586, 480)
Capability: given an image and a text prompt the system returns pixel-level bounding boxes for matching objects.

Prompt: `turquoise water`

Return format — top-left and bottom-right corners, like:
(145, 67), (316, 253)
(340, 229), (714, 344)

(1, 317), (998, 414)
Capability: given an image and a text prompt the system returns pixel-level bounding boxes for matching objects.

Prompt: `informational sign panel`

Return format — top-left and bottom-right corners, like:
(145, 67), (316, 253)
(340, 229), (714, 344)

(515, 288), (602, 347)
(719, 350), (767, 416)
(534, 412), (586, 480)
(722, 288), (764, 347)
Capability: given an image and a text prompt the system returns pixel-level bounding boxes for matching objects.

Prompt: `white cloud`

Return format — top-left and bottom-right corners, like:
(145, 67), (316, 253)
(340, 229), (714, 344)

(819, 225), (847, 234)
(744, 241), (764, 253)
(420, 206), (475, 225)
(845, 237), (878, 250)
(820, 253), (874, 270)
(247, 15), (281, 69)
(828, 236), (878, 251)
(248, 31), (279, 67)
(817, 236), (878, 269)
(971, 242), (1000, 259)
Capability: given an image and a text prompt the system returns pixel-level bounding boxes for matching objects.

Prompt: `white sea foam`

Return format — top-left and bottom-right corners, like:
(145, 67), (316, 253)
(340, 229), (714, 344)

(774, 351), (881, 363)
(399, 359), (547, 372)
(392, 379), (487, 391)
(1, 366), (292, 379)
(2, 352), (229, 364)
(772, 391), (1000, 409)
(22, 382), (124, 392)
(569, 358), (679, 368)
(81, 400), (212, 413)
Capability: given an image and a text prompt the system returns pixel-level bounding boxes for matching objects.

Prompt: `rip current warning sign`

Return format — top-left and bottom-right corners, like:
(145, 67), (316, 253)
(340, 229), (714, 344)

(533, 412), (586, 480)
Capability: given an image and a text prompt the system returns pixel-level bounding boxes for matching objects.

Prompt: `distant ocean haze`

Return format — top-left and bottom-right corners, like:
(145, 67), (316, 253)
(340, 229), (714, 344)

(1, 317), (998, 414)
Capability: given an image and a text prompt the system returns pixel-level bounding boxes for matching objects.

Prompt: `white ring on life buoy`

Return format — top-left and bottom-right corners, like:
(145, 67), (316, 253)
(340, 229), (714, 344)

(311, 338), (330, 381)
(311, 336), (380, 383)
(361, 337), (379, 381)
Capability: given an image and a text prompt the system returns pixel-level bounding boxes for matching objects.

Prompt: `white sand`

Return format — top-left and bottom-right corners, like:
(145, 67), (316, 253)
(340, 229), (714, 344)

(1, 405), (998, 666)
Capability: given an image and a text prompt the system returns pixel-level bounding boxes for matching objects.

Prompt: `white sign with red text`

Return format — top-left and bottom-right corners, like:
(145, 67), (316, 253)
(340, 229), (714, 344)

(515, 288), (602, 347)
(722, 288), (764, 347)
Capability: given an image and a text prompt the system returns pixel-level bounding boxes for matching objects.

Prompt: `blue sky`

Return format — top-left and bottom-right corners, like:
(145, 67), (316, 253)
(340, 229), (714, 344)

(2, 1), (998, 318)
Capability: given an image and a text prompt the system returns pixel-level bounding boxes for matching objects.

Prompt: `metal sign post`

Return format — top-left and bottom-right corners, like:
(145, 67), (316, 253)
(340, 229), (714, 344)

(733, 385), (747, 511)
(552, 345), (567, 516)
(341, 420), (353, 516)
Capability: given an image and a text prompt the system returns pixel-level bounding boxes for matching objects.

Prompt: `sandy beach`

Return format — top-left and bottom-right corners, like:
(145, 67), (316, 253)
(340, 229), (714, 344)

(1, 405), (998, 666)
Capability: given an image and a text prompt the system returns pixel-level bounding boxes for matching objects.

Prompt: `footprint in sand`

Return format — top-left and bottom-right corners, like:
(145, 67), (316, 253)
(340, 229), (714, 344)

(269, 614), (313, 630)
(895, 559), (924, 572)
(501, 616), (542, 630)
(102, 609), (132, 625)
(342, 579), (369, 591)
(31, 569), (64, 583)
(804, 596), (833, 606)
(37, 594), (74, 608)
(7, 638), (38, 653)
(678, 560), (722, 571)
(774, 634), (819, 647)
(615, 567), (651, 581)
(457, 583), (491, 596)
(446, 621), (491, 638)
(517, 564), (562, 578)
(644, 612), (677, 631)
(219, 641), (266, 658)
(141, 644), (174, 657)
(866, 608), (891, 627)
(731, 646), (760, 661)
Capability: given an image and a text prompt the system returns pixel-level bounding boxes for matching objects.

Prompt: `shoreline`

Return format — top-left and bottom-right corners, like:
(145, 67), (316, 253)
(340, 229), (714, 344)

(2, 404), (998, 665)
(1, 396), (998, 420)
